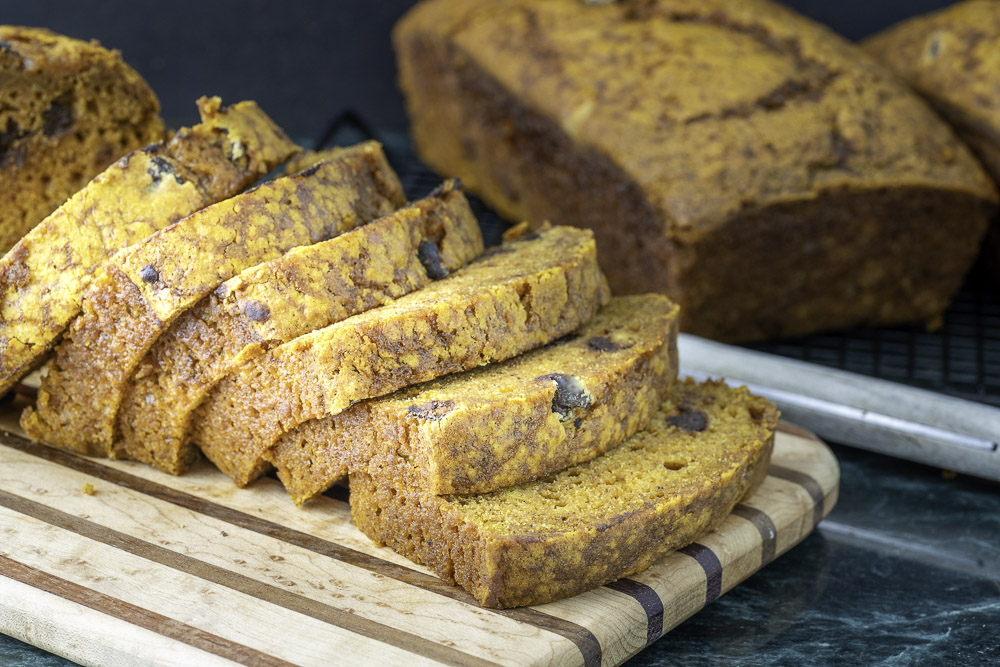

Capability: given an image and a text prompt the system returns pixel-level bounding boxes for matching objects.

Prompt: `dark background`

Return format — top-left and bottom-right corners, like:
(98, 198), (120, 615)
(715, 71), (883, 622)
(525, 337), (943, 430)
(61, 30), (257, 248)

(0, 0), (955, 139)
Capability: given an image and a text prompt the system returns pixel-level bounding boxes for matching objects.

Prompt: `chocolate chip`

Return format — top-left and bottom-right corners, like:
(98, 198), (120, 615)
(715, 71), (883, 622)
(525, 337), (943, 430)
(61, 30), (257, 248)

(0, 40), (13, 52)
(927, 34), (942, 59)
(139, 265), (159, 284)
(0, 121), (22, 164)
(666, 409), (708, 432)
(537, 373), (591, 420)
(244, 301), (271, 322)
(574, 417), (583, 428)
(407, 399), (455, 421)
(587, 336), (621, 352)
(147, 155), (186, 186)
(42, 98), (73, 137)
(418, 240), (448, 280)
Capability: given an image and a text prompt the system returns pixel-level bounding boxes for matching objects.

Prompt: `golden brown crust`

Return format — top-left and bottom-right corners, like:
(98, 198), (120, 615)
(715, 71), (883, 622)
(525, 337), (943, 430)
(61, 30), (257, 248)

(864, 2), (1000, 287)
(116, 182), (484, 475)
(395, 0), (999, 340)
(0, 98), (300, 398)
(193, 226), (611, 487)
(269, 294), (680, 503)
(350, 378), (778, 608)
(0, 26), (164, 252)
(21, 141), (405, 456)
(864, 1), (1000, 181)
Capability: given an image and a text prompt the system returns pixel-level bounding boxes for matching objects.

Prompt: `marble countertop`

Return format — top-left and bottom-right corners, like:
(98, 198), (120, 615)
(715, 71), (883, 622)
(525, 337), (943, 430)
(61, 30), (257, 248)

(3, 440), (997, 666)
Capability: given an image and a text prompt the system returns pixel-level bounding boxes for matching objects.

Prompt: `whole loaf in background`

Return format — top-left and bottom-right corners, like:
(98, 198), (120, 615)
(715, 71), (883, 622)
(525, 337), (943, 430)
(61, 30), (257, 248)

(394, 0), (999, 342)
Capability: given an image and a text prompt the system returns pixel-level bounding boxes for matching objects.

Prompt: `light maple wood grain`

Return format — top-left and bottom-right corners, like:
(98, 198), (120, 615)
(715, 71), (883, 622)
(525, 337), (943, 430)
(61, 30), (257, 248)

(0, 401), (839, 667)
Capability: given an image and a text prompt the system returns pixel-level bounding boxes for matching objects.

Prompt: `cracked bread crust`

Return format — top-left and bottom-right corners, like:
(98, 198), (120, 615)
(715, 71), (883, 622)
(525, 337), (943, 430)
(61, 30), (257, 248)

(193, 226), (611, 487)
(395, 0), (998, 340)
(116, 181), (484, 475)
(0, 97), (300, 397)
(0, 26), (164, 253)
(350, 378), (778, 608)
(21, 141), (406, 456)
(269, 294), (680, 504)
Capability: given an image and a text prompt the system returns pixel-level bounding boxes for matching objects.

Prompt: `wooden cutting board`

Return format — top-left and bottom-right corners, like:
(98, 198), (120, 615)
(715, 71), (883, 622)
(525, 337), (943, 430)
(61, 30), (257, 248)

(0, 400), (838, 667)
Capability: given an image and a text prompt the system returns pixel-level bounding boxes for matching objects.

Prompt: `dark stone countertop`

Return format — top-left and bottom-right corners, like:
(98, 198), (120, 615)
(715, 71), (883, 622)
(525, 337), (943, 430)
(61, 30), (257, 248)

(4, 441), (998, 666)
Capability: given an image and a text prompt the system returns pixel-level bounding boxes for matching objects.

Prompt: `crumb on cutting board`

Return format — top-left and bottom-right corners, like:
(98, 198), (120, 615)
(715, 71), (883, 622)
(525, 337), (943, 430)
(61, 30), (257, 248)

(81, 483), (95, 495)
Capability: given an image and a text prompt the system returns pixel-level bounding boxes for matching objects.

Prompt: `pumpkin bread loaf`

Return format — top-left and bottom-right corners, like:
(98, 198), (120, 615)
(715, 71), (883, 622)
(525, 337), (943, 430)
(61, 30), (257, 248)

(116, 181), (484, 475)
(270, 294), (680, 504)
(350, 378), (778, 608)
(193, 226), (610, 486)
(0, 26), (164, 253)
(864, 1), (1000, 181)
(394, 0), (999, 341)
(864, 1), (1000, 276)
(0, 97), (299, 397)
(21, 141), (406, 456)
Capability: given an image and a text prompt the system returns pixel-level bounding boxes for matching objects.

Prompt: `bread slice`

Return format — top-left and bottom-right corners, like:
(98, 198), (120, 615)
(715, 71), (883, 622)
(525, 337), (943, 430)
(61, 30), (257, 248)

(351, 378), (777, 608)
(21, 141), (406, 456)
(116, 181), (484, 475)
(0, 96), (299, 398)
(270, 294), (680, 504)
(193, 226), (611, 486)
(394, 0), (998, 341)
(0, 26), (164, 253)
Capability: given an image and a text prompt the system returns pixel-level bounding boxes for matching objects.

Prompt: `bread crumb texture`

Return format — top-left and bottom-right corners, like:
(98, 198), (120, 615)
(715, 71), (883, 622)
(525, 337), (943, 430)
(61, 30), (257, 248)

(0, 97), (299, 397)
(194, 226), (611, 486)
(271, 294), (680, 503)
(21, 141), (405, 456)
(116, 181), (483, 475)
(351, 377), (778, 608)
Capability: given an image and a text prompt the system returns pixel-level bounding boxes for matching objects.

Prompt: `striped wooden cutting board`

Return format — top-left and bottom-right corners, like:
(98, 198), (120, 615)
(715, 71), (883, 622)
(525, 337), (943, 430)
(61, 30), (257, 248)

(0, 398), (838, 667)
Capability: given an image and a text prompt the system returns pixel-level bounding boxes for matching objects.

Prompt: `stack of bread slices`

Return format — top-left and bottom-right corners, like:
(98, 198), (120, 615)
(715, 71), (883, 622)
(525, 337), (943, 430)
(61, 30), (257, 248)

(0, 45), (778, 607)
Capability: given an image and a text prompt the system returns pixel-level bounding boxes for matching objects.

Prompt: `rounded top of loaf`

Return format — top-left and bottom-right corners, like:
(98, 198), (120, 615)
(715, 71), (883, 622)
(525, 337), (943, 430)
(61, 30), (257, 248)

(398, 0), (997, 236)
(0, 25), (162, 141)
(0, 25), (153, 87)
(863, 0), (1000, 179)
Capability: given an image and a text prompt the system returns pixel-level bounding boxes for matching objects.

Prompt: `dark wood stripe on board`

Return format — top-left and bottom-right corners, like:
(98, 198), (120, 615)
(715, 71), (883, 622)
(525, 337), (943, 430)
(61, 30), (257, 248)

(769, 465), (825, 528)
(677, 543), (723, 604)
(732, 503), (778, 566)
(0, 554), (297, 667)
(604, 578), (664, 645)
(0, 489), (499, 667)
(0, 433), (604, 667)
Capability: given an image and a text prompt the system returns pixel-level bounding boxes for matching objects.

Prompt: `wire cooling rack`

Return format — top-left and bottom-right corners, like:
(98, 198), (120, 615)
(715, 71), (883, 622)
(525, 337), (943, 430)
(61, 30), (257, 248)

(317, 113), (1000, 409)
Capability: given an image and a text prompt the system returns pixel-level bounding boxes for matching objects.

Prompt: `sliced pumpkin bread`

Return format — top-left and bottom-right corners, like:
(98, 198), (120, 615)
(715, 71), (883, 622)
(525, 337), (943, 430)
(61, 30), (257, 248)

(116, 181), (483, 474)
(21, 141), (406, 455)
(351, 378), (777, 608)
(193, 226), (611, 486)
(270, 294), (680, 504)
(0, 96), (298, 397)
